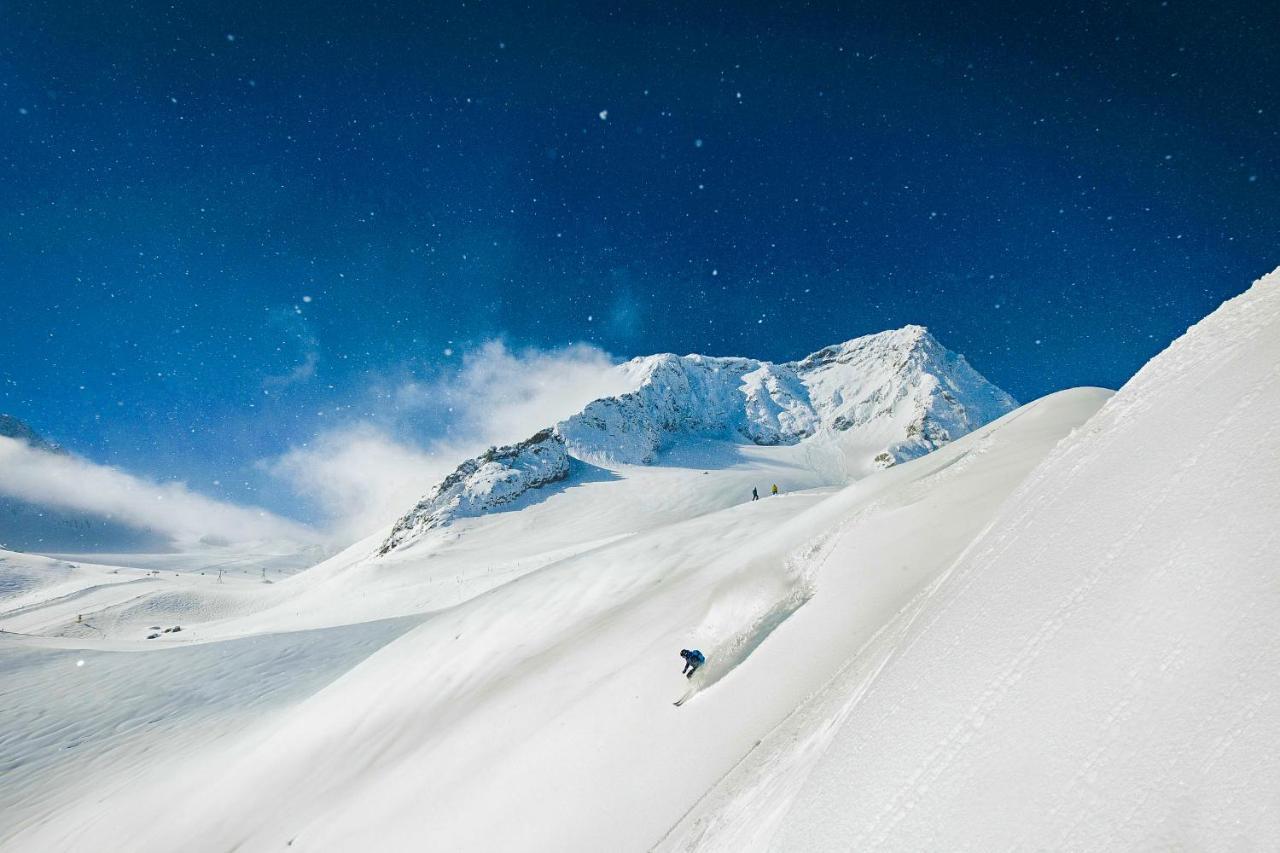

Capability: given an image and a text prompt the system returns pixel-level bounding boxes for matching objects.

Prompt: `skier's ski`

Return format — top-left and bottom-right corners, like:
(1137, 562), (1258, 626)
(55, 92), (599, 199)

(673, 688), (694, 707)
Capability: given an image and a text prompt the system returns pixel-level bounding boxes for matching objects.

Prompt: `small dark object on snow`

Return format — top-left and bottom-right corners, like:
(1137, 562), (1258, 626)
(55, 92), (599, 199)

(146, 633), (159, 640)
(679, 648), (705, 678)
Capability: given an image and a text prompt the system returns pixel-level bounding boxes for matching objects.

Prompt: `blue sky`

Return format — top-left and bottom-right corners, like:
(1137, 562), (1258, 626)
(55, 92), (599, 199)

(1, 0), (1276, 525)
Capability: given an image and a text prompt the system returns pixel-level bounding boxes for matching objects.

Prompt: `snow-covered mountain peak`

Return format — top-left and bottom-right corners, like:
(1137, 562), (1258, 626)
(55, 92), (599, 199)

(380, 327), (1016, 554)
(558, 324), (1015, 465)
(789, 323), (931, 371)
(789, 324), (1018, 458)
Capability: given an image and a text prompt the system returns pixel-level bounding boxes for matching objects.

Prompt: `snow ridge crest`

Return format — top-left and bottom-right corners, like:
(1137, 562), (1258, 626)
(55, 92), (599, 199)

(557, 324), (1015, 465)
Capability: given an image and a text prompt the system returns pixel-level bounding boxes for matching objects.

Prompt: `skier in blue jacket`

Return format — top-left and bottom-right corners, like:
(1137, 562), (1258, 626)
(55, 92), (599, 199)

(679, 648), (705, 678)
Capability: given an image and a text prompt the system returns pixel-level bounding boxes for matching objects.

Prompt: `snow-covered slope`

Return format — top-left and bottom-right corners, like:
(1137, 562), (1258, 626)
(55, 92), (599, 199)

(667, 270), (1280, 850)
(3, 273), (1274, 853)
(383, 326), (1015, 553)
(0, 386), (1104, 851)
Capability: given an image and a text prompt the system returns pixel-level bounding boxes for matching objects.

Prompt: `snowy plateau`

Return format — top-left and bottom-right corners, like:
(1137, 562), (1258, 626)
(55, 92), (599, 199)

(1, 270), (1278, 851)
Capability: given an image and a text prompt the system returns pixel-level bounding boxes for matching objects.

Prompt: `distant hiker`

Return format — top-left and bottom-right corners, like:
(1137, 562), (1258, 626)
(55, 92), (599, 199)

(771, 483), (779, 496)
(751, 487), (759, 501)
(679, 649), (705, 678)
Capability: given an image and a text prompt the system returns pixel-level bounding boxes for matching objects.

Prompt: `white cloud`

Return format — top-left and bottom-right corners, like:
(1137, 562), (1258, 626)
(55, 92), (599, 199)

(263, 311), (320, 389)
(267, 341), (637, 540)
(401, 341), (636, 447)
(0, 436), (316, 548)
(263, 424), (445, 543)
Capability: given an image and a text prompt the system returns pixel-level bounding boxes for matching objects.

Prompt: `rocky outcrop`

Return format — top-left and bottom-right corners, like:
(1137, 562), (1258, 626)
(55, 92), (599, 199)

(379, 429), (570, 554)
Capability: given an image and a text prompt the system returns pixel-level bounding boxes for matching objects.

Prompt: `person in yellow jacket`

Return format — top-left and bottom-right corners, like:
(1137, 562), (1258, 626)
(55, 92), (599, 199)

(771, 483), (779, 496)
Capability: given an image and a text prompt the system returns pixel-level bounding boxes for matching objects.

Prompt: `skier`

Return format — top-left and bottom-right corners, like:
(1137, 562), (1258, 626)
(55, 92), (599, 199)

(751, 487), (759, 501)
(679, 648), (706, 678)
(771, 483), (779, 496)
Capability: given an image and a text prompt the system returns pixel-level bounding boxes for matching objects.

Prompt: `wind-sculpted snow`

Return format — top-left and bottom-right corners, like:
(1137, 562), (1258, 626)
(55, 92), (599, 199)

(379, 429), (569, 553)
(382, 326), (1016, 554)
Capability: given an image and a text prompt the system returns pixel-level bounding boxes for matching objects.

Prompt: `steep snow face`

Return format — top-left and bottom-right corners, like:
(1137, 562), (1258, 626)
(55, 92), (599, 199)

(688, 271), (1280, 850)
(559, 326), (1016, 466)
(795, 325), (1018, 462)
(379, 429), (569, 553)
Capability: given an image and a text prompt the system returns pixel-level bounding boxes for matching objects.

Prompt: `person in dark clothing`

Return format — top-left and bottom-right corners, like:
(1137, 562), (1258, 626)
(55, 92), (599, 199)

(751, 487), (759, 501)
(679, 648), (706, 678)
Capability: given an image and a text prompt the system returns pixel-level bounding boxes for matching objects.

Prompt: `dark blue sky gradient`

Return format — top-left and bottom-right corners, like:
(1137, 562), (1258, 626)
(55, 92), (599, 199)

(1, 0), (1276, 512)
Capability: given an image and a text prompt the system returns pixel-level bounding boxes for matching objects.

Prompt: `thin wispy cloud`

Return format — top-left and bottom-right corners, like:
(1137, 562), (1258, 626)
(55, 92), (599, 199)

(263, 310), (321, 389)
(265, 348), (319, 388)
(396, 341), (635, 447)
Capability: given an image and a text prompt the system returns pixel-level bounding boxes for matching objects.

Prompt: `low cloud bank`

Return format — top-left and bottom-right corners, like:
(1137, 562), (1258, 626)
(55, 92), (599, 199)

(0, 436), (316, 549)
(0, 342), (636, 551)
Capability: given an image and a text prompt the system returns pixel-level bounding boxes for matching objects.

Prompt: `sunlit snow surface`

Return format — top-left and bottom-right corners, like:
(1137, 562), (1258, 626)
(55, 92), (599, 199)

(671, 270), (1280, 851)
(0, 392), (1103, 850)
(1, 272), (1276, 851)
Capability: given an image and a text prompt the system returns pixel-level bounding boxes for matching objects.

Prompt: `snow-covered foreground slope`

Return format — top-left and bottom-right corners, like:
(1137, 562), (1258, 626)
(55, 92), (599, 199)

(4, 273), (1275, 852)
(666, 271), (1280, 851)
(0, 385), (1106, 851)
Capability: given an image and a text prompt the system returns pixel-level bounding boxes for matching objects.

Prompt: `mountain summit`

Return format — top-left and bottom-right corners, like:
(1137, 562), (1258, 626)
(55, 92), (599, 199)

(380, 326), (1016, 553)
